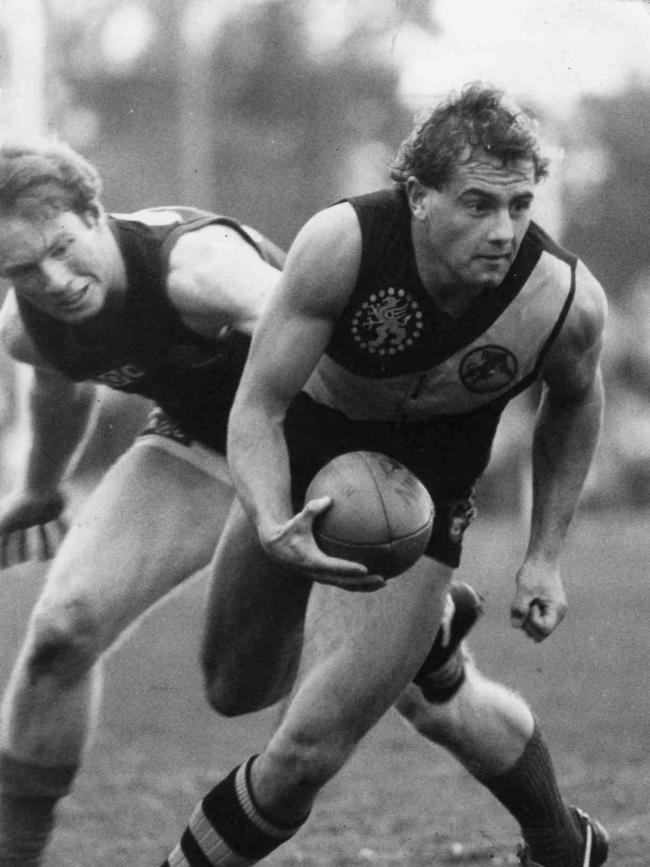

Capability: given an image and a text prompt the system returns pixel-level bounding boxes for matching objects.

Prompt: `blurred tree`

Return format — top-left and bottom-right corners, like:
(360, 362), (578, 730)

(42, 0), (439, 246)
(45, 0), (186, 207)
(0, 0), (47, 489)
(562, 82), (650, 304)
(560, 81), (650, 507)
(206, 0), (429, 245)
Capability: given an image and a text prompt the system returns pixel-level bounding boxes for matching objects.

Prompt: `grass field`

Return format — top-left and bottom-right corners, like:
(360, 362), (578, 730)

(0, 510), (648, 866)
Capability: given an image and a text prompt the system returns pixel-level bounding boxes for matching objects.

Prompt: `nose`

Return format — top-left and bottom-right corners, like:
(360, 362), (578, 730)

(486, 208), (515, 246)
(39, 257), (73, 293)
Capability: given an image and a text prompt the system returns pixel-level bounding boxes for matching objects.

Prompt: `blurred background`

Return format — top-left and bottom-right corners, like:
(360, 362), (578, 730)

(1, 0), (650, 514)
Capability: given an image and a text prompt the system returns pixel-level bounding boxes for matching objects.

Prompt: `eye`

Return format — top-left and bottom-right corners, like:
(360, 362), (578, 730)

(51, 239), (72, 258)
(467, 199), (493, 216)
(511, 199), (533, 214)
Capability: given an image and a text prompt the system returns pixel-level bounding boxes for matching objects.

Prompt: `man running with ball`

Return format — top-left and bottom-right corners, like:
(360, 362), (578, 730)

(161, 82), (609, 867)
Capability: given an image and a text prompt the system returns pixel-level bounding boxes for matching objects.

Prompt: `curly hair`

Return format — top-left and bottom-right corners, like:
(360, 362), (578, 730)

(0, 135), (102, 219)
(390, 82), (549, 189)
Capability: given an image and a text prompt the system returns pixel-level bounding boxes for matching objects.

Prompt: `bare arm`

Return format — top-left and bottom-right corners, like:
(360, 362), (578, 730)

(511, 261), (607, 640)
(0, 293), (98, 564)
(166, 223), (281, 337)
(19, 362), (98, 495)
(227, 204), (382, 589)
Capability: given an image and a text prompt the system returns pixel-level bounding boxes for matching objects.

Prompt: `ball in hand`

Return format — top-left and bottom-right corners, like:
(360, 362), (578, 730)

(305, 451), (434, 578)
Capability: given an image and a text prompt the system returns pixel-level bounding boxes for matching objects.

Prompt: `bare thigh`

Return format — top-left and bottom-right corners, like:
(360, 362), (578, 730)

(287, 558), (452, 743)
(250, 558), (454, 810)
(34, 439), (233, 654)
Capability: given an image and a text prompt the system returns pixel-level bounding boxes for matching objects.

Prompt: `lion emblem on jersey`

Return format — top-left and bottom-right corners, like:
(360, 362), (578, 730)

(351, 287), (424, 355)
(459, 345), (518, 394)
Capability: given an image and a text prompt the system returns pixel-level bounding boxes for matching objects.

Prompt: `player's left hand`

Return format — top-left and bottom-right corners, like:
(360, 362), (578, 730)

(510, 560), (568, 642)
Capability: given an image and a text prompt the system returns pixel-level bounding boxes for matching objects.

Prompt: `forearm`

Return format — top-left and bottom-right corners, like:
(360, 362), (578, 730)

(227, 398), (294, 537)
(526, 375), (604, 562)
(20, 369), (97, 493)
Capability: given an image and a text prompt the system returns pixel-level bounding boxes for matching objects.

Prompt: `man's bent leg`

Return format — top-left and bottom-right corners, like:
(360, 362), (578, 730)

(162, 557), (454, 866)
(412, 581), (484, 702)
(396, 662), (605, 867)
(0, 442), (232, 865)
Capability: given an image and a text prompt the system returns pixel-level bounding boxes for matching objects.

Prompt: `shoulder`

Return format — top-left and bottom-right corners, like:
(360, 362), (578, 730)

(292, 200), (361, 252)
(168, 220), (259, 269)
(560, 259), (607, 353)
(280, 202), (362, 312)
(542, 258), (607, 389)
(0, 291), (49, 366)
(166, 222), (281, 336)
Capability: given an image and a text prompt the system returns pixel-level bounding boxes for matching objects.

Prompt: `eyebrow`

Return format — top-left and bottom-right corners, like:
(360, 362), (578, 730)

(2, 231), (68, 274)
(459, 187), (535, 202)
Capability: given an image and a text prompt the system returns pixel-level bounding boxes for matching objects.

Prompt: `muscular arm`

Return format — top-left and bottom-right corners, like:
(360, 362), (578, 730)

(227, 204), (377, 586)
(20, 362), (97, 494)
(511, 261), (607, 639)
(0, 292), (97, 562)
(166, 223), (281, 337)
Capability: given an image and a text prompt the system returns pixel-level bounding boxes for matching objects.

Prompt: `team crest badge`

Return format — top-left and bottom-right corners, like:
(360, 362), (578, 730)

(351, 287), (423, 355)
(459, 345), (518, 394)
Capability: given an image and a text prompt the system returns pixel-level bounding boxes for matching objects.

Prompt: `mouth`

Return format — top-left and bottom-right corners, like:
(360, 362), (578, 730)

(55, 283), (91, 311)
(476, 254), (512, 269)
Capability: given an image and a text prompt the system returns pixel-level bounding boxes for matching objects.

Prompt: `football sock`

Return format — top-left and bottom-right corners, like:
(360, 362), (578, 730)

(413, 583), (483, 703)
(479, 724), (584, 867)
(161, 756), (308, 867)
(413, 646), (467, 702)
(0, 751), (77, 866)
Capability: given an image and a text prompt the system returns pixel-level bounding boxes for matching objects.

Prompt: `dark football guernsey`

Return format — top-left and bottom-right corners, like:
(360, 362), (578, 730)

(16, 206), (284, 453)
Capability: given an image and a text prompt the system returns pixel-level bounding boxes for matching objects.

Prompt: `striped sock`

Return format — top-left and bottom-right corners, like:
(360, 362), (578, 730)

(162, 756), (307, 867)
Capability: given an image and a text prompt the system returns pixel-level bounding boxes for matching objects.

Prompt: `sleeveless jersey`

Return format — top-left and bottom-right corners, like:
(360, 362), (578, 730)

(16, 206), (284, 450)
(303, 188), (576, 425)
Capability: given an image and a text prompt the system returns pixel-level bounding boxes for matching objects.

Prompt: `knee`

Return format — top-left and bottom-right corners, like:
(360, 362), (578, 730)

(201, 647), (293, 717)
(397, 657), (491, 745)
(27, 601), (101, 686)
(203, 677), (245, 717)
(202, 669), (283, 718)
(201, 652), (257, 717)
(201, 645), (236, 715)
(262, 729), (349, 795)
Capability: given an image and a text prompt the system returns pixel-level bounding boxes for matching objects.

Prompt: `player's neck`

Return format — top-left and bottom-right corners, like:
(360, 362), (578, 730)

(411, 230), (486, 319)
(416, 259), (485, 319)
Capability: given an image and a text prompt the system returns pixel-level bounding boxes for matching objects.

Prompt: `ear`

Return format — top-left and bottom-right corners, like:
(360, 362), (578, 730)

(405, 176), (428, 220)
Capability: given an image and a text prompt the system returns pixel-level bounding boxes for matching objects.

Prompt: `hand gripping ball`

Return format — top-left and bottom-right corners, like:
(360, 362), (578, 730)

(305, 451), (434, 578)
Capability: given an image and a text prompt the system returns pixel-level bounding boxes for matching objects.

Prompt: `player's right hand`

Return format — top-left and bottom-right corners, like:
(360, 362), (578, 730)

(0, 490), (68, 569)
(259, 497), (386, 592)
(510, 560), (568, 642)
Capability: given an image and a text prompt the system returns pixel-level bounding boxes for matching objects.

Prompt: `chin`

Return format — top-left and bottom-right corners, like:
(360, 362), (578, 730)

(476, 270), (507, 288)
(52, 302), (101, 324)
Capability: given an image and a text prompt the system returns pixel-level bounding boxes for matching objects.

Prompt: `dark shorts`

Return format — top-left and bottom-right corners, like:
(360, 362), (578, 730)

(283, 393), (496, 569)
(135, 407), (231, 482)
